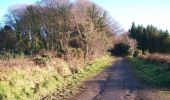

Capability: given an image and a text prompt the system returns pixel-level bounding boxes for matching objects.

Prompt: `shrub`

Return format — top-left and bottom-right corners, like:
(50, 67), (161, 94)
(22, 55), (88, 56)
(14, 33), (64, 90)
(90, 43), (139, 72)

(41, 54), (51, 61)
(57, 63), (72, 77)
(114, 43), (130, 56)
(133, 49), (142, 57)
(65, 48), (84, 73)
(143, 50), (149, 55)
(69, 38), (84, 49)
(33, 55), (51, 67)
(33, 57), (46, 66)
(114, 34), (137, 56)
(0, 51), (13, 60)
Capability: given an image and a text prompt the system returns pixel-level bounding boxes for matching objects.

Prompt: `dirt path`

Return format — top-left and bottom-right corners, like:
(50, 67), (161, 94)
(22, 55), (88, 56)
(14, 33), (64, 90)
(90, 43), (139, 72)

(73, 58), (170, 100)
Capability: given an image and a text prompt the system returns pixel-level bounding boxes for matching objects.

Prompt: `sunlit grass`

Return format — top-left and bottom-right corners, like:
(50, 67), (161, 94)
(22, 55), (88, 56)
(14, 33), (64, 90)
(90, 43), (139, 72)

(0, 55), (114, 100)
(128, 57), (170, 87)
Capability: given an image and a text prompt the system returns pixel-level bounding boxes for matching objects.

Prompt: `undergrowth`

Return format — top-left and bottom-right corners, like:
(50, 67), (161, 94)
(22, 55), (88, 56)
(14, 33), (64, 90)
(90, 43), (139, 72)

(139, 53), (170, 64)
(0, 55), (114, 100)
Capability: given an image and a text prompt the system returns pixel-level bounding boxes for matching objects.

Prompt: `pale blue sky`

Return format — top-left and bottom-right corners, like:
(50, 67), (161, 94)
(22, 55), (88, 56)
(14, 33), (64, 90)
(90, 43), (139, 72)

(0, 0), (170, 31)
(92, 0), (170, 31)
(0, 0), (37, 24)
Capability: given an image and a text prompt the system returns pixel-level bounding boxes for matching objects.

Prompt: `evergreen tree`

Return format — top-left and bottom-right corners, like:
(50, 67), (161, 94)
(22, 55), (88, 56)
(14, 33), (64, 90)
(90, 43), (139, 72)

(129, 22), (170, 53)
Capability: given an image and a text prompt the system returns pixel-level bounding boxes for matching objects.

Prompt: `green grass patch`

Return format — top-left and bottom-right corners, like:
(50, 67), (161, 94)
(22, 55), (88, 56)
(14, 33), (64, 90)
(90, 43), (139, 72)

(0, 56), (114, 100)
(128, 57), (170, 87)
(43, 55), (115, 99)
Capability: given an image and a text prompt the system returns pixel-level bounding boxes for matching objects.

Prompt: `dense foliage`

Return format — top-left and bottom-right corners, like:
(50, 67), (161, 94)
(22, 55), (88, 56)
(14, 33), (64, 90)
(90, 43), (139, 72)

(112, 33), (137, 56)
(114, 43), (130, 56)
(129, 22), (170, 53)
(0, 0), (117, 62)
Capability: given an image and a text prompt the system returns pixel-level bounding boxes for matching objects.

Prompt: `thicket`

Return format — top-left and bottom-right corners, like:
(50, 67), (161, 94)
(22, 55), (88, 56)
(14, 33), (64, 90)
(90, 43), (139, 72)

(114, 43), (130, 56)
(113, 33), (137, 56)
(0, 0), (117, 64)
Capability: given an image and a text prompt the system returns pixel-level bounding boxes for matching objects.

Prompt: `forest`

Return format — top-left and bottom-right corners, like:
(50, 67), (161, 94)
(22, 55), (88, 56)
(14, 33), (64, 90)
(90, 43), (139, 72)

(129, 22), (170, 53)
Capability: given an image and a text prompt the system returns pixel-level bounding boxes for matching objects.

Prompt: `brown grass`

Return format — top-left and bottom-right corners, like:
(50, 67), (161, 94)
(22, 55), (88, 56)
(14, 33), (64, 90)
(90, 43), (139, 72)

(0, 48), (106, 74)
(139, 53), (170, 63)
(0, 58), (35, 69)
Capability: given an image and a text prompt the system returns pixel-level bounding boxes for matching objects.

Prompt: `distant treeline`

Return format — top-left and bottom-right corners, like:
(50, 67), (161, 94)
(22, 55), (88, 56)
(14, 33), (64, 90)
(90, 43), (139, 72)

(129, 22), (170, 53)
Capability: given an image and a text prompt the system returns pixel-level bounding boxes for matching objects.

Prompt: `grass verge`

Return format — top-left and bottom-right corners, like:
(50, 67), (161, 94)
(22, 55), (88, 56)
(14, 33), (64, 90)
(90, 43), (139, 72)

(0, 55), (114, 100)
(128, 57), (170, 87)
(42, 55), (115, 99)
